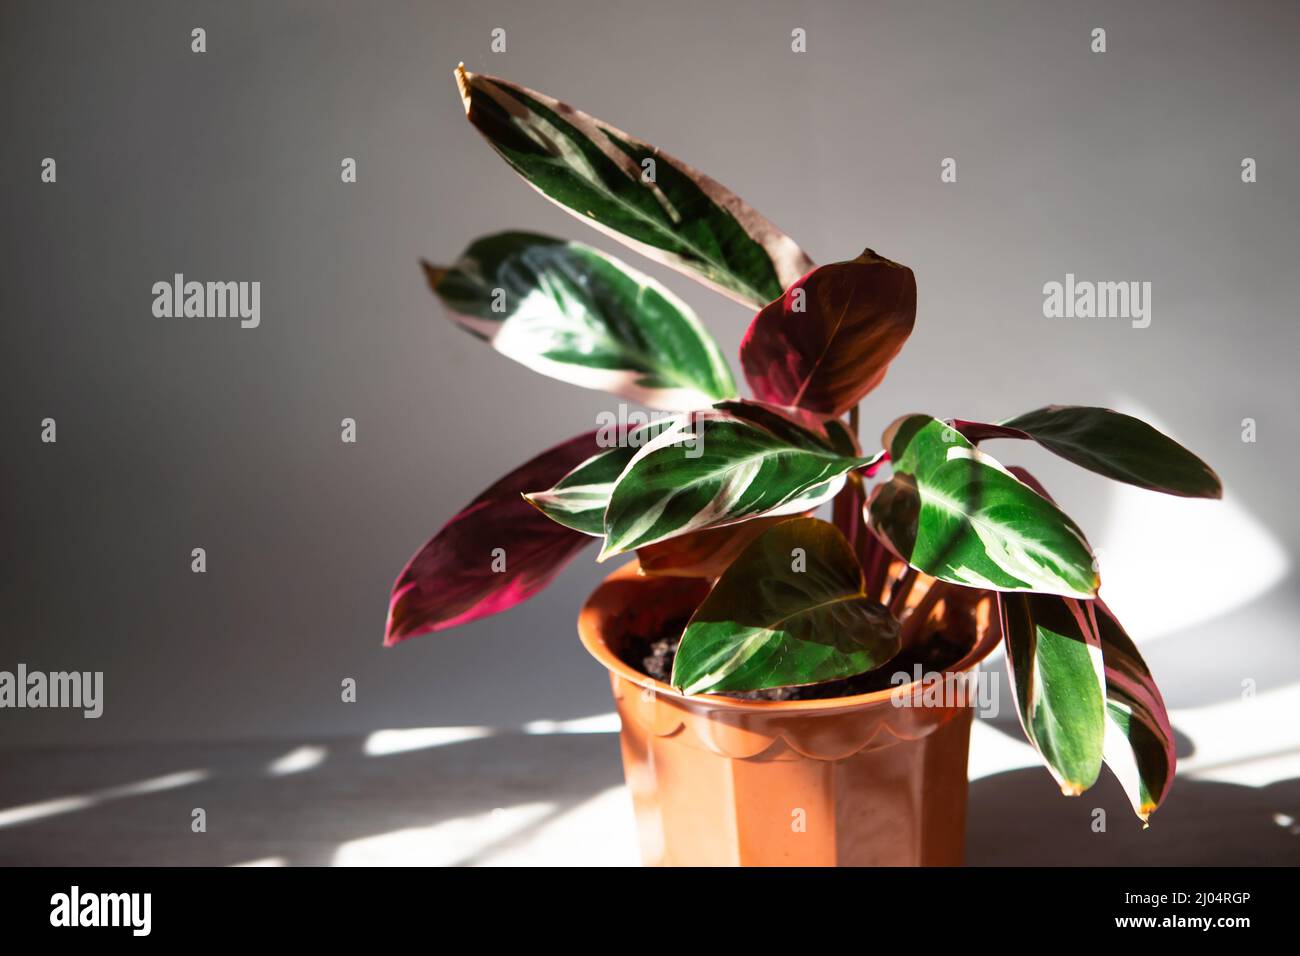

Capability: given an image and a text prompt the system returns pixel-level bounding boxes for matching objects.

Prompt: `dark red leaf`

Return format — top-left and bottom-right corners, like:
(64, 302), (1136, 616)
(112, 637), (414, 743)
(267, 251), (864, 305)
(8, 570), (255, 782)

(385, 431), (600, 645)
(954, 407), (1222, 499)
(1006, 465), (1056, 502)
(739, 249), (916, 416)
(1094, 598), (1177, 818)
(951, 419), (1029, 443)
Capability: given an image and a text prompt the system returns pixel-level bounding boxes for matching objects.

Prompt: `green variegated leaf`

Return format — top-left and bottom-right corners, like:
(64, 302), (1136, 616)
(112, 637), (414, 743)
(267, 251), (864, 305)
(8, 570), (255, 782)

(425, 232), (735, 410)
(600, 402), (870, 559)
(999, 593), (1107, 794)
(524, 419), (673, 535)
(962, 405), (1222, 499)
(978, 466), (1176, 822)
(1095, 601), (1176, 823)
(672, 518), (900, 694)
(866, 415), (1099, 598)
(454, 65), (812, 308)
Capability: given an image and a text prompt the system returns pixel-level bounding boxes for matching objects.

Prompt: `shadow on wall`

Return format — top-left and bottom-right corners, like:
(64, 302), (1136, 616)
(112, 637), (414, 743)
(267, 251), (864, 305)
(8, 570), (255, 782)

(1, 728), (1298, 866)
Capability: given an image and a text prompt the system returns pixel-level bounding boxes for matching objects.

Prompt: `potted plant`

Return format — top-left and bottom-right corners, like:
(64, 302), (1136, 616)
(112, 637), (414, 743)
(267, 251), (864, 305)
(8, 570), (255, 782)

(384, 65), (1221, 866)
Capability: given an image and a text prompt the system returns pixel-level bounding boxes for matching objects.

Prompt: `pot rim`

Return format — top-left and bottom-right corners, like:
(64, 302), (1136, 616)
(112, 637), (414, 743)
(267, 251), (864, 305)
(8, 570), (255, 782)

(578, 559), (1002, 716)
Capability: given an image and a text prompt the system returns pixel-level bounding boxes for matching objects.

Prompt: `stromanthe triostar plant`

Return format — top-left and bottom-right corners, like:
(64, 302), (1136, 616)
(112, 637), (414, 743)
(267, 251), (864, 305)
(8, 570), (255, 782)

(386, 64), (1221, 825)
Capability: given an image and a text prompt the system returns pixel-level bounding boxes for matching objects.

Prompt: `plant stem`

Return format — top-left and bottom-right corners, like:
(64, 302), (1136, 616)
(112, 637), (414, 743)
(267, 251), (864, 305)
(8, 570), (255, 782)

(898, 581), (946, 652)
(832, 472), (864, 550)
(846, 403), (896, 600)
(887, 566), (919, 616)
(833, 404), (865, 547)
(862, 541), (890, 602)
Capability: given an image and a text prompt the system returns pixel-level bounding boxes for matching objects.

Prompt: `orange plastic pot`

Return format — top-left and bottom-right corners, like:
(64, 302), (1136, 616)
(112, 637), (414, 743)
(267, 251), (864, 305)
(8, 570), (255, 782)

(577, 561), (1000, 867)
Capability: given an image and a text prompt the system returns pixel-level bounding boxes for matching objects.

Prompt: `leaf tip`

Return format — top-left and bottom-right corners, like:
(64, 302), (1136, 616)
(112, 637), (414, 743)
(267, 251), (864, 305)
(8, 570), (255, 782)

(383, 586), (421, 647)
(420, 259), (448, 292)
(519, 491), (552, 520)
(1059, 781), (1086, 797)
(382, 612), (405, 648)
(454, 62), (472, 113)
(1073, 566), (1102, 600)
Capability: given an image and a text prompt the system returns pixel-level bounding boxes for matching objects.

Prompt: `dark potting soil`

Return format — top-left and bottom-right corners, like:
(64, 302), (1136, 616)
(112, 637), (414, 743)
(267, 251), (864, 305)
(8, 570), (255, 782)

(618, 615), (972, 701)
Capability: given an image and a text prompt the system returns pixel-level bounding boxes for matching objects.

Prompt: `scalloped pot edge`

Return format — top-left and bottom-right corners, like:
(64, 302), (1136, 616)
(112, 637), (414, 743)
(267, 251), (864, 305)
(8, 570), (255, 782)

(576, 560), (1002, 866)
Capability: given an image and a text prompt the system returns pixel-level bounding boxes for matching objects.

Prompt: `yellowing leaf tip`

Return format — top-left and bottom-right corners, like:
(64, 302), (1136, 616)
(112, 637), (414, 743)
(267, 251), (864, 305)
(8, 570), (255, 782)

(420, 260), (448, 291)
(454, 62), (472, 113)
(1138, 802), (1156, 827)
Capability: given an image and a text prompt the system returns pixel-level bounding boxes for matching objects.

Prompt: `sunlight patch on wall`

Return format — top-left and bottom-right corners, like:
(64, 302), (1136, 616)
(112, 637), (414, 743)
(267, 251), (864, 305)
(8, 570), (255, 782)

(467, 785), (638, 866)
(0, 769), (209, 829)
(1094, 402), (1288, 640)
(331, 801), (557, 866)
(362, 726), (493, 757)
(1173, 682), (1300, 788)
(522, 713), (620, 735)
(266, 745), (327, 776)
(968, 718), (1042, 782)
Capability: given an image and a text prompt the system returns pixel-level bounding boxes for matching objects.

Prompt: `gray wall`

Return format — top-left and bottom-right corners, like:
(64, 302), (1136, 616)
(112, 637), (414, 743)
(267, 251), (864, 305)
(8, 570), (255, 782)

(3, 0), (1297, 748)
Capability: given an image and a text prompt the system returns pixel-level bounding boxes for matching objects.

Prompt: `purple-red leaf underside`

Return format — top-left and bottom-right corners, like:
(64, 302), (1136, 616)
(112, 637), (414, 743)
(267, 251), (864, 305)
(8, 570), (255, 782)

(385, 431), (600, 646)
(991, 465), (1176, 819)
(950, 419), (1029, 443)
(740, 249), (916, 417)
